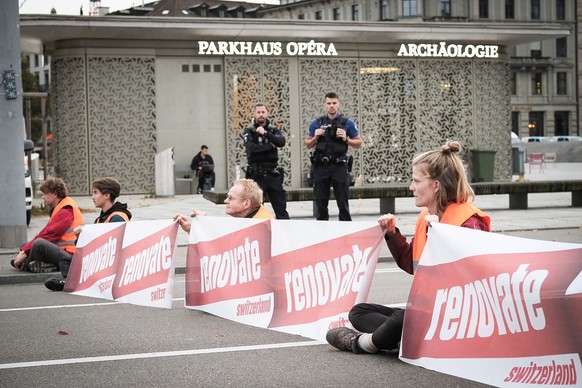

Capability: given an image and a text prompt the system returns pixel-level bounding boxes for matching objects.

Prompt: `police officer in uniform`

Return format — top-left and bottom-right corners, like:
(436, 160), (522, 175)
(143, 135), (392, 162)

(305, 92), (362, 221)
(243, 103), (290, 219)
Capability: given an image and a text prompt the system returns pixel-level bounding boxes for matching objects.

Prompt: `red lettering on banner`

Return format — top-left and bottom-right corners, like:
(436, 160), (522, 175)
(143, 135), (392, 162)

(150, 287), (166, 301)
(504, 359), (577, 385)
(425, 264), (548, 341)
(199, 237), (261, 293)
(79, 236), (117, 284)
(328, 316), (351, 331)
(98, 278), (113, 293)
(118, 235), (172, 287)
(283, 244), (371, 313)
(236, 297), (272, 316)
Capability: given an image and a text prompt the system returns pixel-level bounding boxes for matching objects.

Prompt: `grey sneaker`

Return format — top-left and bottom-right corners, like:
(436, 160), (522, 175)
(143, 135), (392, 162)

(27, 260), (58, 273)
(326, 327), (360, 352)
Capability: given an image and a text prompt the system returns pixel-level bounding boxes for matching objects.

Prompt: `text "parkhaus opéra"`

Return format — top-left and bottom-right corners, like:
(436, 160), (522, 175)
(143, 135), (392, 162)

(198, 40), (338, 56)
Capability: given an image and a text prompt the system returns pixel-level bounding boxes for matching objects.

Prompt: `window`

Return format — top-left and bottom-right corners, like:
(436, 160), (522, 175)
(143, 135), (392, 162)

(182, 64), (189, 72)
(380, 0), (388, 20)
(203, 65), (211, 72)
(531, 0), (540, 20)
(530, 49), (541, 59)
(529, 111), (544, 136)
(218, 9), (225, 18)
(351, 4), (359, 21)
(510, 72), (517, 95)
(531, 72), (542, 95)
(237, 10), (244, 18)
(556, 37), (567, 58)
(200, 8), (207, 17)
(505, 0), (514, 19)
(333, 7), (340, 20)
(441, 0), (451, 17)
(556, 0), (565, 20)
(478, 0), (488, 18)
(214, 64), (222, 73)
(315, 10), (322, 20)
(192, 64), (200, 72)
(298, 14), (304, 19)
(403, 0), (417, 17)
(556, 72), (567, 95)
(511, 112), (519, 135)
(554, 111), (569, 136)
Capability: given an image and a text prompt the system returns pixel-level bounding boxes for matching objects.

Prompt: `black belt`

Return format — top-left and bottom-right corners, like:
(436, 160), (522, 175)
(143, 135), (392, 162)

(248, 164), (281, 176)
(312, 154), (348, 166)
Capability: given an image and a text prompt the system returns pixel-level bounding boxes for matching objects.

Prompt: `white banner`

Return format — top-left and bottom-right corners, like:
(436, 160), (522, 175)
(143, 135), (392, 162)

(400, 223), (582, 387)
(184, 217), (385, 342)
(65, 220), (179, 309)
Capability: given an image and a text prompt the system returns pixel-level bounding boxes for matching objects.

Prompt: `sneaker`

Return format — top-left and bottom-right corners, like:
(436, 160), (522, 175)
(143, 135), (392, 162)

(326, 327), (360, 352)
(27, 260), (58, 273)
(45, 277), (66, 292)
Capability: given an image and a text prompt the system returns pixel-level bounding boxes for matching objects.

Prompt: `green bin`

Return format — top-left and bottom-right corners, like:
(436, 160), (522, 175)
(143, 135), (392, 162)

(470, 149), (496, 182)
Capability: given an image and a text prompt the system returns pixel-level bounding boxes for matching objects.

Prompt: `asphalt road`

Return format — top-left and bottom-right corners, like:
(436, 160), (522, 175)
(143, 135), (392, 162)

(0, 262), (493, 388)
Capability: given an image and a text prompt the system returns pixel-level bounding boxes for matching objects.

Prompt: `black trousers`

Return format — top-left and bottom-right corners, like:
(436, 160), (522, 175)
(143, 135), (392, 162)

(250, 173), (289, 219)
(349, 303), (405, 351)
(313, 163), (351, 221)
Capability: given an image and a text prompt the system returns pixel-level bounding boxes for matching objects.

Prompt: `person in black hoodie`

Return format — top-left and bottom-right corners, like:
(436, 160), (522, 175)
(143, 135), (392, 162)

(44, 177), (132, 291)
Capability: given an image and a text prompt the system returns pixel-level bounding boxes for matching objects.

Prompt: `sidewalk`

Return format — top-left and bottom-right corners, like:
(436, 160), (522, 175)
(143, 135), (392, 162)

(1, 163), (581, 285)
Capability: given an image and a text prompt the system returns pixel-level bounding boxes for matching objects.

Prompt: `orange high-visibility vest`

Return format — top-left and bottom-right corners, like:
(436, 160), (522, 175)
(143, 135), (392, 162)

(412, 203), (491, 272)
(96, 211), (130, 223)
(49, 196), (84, 254)
(252, 205), (275, 220)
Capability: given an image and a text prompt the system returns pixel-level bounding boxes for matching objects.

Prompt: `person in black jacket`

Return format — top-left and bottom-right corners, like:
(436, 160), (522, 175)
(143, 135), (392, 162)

(190, 145), (215, 194)
(242, 104), (289, 219)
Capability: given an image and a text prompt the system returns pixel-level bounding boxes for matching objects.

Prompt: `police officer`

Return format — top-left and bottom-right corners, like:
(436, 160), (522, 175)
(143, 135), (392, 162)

(305, 92), (362, 221)
(243, 103), (290, 219)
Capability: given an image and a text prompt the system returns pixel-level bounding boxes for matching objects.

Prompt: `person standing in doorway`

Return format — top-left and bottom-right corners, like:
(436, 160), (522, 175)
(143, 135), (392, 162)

(190, 145), (215, 194)
(242, 103), (289, 219)
(305, 92), (362, 221)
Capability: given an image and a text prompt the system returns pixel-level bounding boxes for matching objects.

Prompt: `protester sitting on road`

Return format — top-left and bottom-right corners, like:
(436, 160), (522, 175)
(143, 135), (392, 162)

(325, 141), (491, 354)
(11, 178), (84, 274)
(174, 178), (274, 234)
(44, 177), (132, 291)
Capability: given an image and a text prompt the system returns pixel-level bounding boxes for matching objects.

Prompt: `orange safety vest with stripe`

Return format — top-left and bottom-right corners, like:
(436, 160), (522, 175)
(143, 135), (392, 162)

(96, 211), (130, 223)
(49, 196), (84, 254)
(412, 203), (491, 272)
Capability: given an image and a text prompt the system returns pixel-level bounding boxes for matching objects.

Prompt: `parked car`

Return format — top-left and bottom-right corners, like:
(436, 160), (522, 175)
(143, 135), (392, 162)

(552, 136), (582, 142)
(24, 139), (34, 226)
(521, 136), (554, 143)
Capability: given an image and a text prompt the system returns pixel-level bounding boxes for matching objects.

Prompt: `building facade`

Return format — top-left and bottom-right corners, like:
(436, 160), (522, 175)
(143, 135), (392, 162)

(261, 0), (579, 139)
(18, 11), (568, 195)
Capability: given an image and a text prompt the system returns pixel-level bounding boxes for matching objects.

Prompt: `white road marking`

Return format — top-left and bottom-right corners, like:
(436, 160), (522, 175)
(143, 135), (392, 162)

(0, 341), (324, 370)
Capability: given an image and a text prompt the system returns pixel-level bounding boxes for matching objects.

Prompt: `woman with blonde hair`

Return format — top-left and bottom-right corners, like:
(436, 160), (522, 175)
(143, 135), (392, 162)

(326, 141), (491, 354)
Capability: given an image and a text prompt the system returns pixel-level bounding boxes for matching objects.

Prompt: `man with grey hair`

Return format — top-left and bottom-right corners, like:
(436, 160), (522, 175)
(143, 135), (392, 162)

(174, 178), (273, 234)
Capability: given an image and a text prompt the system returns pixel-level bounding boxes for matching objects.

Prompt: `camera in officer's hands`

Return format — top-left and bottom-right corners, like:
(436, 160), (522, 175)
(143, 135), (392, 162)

(321, 123), (338, 139)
